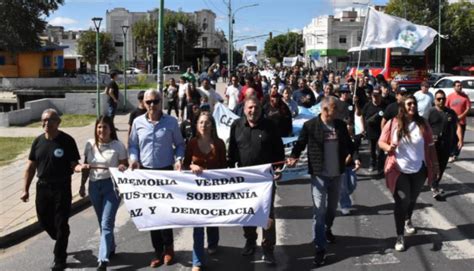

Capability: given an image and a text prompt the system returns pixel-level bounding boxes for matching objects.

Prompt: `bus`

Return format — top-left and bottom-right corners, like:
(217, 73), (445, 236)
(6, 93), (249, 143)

(346, 47), (428, 92)
(243, 44), (258, 66)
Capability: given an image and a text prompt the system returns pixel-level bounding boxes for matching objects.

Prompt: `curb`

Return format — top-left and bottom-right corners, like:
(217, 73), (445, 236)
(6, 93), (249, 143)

(0, 196), (91, 249)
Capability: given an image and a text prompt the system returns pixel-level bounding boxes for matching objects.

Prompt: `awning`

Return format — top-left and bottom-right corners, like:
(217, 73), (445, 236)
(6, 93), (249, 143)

(453, 65), (474, 71)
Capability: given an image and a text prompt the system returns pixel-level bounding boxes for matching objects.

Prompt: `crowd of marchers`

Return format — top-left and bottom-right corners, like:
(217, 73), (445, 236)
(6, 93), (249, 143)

(21, 63), (470, 270)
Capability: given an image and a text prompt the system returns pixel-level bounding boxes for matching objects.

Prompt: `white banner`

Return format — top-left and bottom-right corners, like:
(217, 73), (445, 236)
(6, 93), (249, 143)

(362, 7), (438, 52)
(283, 57), (298, 67)
(213, 103), (239, 143)
(110, 165), (274, 231)
(281, 137), (310, 181)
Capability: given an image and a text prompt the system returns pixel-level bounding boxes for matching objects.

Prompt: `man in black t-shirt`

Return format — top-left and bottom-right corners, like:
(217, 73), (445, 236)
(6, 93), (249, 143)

(381, 86), (408, 129)
(21, 109), (80, 270)
(106, 72), (120, 123)
(128, 90), (147, 136)
(361, 88), (386, 172)
(427, 90), (463, 200)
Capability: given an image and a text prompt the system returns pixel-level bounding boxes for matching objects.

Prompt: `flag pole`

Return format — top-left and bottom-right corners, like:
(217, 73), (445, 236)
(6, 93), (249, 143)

(354, 5), (370, 100)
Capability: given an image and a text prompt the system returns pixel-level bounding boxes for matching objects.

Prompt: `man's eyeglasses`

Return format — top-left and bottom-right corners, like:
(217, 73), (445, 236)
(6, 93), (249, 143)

(436, 97), (446, 101)
(145, 99), (160, 105)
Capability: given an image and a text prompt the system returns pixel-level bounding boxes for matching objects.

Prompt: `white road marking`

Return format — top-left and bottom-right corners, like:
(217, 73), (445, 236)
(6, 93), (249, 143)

(442, 173), (474, 204)
(354, 253), (400, 266)
(371, 179), (474, 260)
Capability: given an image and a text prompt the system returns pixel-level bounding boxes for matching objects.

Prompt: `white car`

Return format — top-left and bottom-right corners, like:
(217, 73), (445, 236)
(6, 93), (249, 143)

(429, 76), (474, 111)
(126, 67), (143, 74)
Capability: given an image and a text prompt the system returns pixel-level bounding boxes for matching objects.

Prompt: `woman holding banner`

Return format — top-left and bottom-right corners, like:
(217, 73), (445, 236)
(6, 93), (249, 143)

(78, 116), (128, 270)
(183, 112), (227, 271)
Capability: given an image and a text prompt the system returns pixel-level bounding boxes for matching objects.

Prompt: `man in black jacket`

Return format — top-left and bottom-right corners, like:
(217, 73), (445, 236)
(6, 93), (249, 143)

(287, 96), (355, 267)
(228, 96), (285, 266)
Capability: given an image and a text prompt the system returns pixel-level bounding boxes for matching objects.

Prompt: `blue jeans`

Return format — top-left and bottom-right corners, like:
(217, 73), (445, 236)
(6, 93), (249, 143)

(192, 227), (219, 267)
(311, 175), (341, 251)
(339, 168), (357, 209)
(88, 178), (121, 262)
(107, 102), (117, 121)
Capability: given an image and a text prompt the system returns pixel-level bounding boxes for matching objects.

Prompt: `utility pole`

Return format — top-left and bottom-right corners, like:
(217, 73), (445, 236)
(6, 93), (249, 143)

(157, 0), (164, 95)
(227, 0), (232, 77)
(436, 0), (442, 73)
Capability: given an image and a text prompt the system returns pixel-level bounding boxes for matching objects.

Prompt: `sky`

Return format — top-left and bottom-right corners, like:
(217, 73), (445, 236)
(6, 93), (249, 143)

(47, 0), (388, 50)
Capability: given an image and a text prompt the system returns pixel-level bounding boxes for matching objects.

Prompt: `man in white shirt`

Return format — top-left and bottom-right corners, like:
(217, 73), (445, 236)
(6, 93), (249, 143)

(414, 81), (434, 119)
(225, 75), (241, 110)
(198, 78), (223, 112)
(178, 76), (189, 120)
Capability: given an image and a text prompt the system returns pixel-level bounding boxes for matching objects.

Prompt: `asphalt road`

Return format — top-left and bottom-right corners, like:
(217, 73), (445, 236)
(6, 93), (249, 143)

(1, 131), (473, 271)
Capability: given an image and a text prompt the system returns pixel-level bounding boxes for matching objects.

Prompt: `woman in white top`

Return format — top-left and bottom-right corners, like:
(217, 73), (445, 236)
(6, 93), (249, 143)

(379, 96), (438, 252)
(78, 116), (128, 270)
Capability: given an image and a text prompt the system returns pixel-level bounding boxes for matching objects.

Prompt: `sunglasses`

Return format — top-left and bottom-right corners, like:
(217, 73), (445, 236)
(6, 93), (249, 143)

(145, 99), (161, 105)
(406, 102), (416, 106)
(436, 97), (446, 101)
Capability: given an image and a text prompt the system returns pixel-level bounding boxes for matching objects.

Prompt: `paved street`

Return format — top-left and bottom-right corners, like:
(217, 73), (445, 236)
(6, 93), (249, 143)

(1, 129), (473, 270)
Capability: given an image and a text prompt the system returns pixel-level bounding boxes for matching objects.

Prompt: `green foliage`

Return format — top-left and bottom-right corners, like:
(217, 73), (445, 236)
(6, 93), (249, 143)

(0, 0), (64, 52)
(132, 11), (201, 65)
(264, 32), (304, 62)
(77, 31), (116, 66)
(385, 0), (474, 69)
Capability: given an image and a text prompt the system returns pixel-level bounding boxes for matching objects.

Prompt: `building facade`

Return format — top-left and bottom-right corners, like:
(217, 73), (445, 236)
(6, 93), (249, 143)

(303, 10), (364, 70)
(106, 8), (228, 71)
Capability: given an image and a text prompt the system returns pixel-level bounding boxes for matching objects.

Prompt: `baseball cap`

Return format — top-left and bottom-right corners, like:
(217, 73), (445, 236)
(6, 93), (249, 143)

(339, 84), (350, 93)
(396, 87), (408, 94)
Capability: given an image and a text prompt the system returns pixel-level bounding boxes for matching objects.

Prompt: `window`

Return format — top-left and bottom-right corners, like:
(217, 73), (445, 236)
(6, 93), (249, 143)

(72, 34), (77, 40)
(317, 36), (323, 44)
(62, 34), (69, 40)
(0, 56), (5, 65)
(202, 37), (208, 48)
(202, 18), (208, 31)
(43, 56), (51, 68)
(115, 42), (124, 47)
(435, 79), (453, 89)
(357, 31), (362, 42)
(339, 35), (347, 44)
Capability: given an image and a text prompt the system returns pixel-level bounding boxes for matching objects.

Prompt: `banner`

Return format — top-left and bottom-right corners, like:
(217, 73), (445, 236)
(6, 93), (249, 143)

(282, 57), (298, 67)
(361, 7), (438, 52)
(213, 103), (239, 143)
(280, 137), (310, 181)
(110, 165), (274, 231)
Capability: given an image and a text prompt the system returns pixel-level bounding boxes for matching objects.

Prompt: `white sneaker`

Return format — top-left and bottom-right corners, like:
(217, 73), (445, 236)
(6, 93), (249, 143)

(404, 219), (416, 235)
(448, 156), (456, 163)
(341, 208), (351, 215)
(394, 235), (405, 251)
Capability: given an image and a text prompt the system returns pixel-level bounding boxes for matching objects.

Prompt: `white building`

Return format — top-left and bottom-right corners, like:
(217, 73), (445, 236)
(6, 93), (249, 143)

(303, 10), (364, 70)
(43, 25), (85, 72)
(106, 8), (228, 69)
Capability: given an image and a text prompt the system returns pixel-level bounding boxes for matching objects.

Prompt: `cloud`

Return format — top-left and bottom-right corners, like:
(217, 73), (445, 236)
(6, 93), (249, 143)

(49, 17), (78, 26)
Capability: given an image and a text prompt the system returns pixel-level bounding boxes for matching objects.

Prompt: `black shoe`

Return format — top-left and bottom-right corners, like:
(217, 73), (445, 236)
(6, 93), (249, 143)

(262, 250), (276, 265)
(326, 229), (336, 244)
(51, 261), (67, 270)
(313, 250), (326, 266)
(109, 249), (116, 259)
(241, 241), (256, 256)
(97, 261), (107, 271)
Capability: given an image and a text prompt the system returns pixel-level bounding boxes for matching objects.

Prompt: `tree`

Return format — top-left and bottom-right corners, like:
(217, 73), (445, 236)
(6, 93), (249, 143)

(0, 0), (64, 52)
(77, 31), (116, 66)
(264, 32), (304, 62)
(385, 0), (474, 70)
(132, 11), (201, 66)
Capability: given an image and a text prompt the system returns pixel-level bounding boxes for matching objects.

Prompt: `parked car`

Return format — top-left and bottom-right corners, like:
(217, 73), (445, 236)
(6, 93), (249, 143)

(163, 65), (180, 74)
(429, 76), (474, 112)
(427, 72), (453, 86)
(126, 67), (144, 74)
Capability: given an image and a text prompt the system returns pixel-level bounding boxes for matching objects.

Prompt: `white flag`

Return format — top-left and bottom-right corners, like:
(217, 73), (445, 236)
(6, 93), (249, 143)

(362, 7), (438, 52)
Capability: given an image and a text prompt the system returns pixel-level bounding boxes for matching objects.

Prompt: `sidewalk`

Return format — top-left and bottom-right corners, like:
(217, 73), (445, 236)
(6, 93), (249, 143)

(0, 114), (130, 248)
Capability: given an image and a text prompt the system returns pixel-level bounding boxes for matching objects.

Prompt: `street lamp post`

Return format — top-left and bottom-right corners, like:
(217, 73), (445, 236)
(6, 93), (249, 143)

(157, 0), (164, 96)
(226, 2), (259, 73)
(92, 17), (102, 118)
(121, 25), (129, 109)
